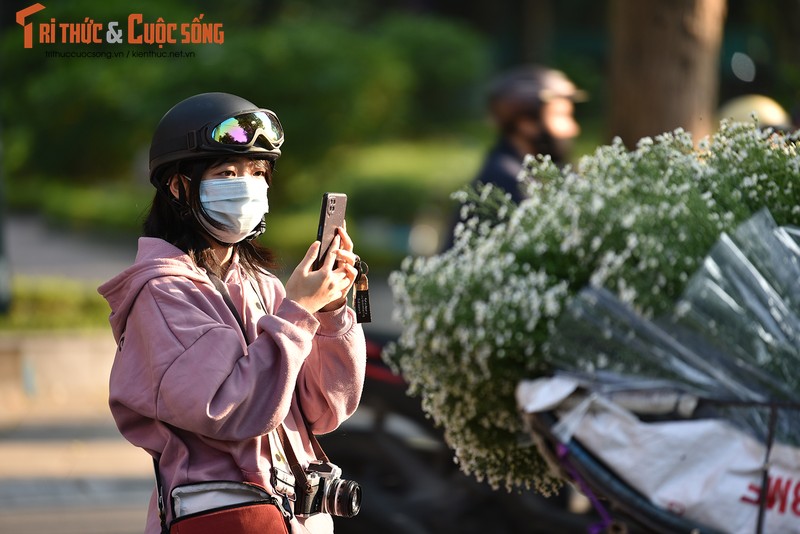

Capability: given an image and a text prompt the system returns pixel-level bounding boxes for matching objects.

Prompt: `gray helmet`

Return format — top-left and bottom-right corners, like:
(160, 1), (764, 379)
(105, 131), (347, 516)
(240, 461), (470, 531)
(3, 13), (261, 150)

(488, 66), (587, 126)
(149, 92), (284, 186)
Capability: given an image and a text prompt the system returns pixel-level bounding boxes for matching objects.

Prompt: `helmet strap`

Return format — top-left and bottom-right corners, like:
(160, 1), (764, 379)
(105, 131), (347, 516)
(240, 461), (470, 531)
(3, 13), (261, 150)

(245, 218), (266, 242)
(159, 174), (193, 221)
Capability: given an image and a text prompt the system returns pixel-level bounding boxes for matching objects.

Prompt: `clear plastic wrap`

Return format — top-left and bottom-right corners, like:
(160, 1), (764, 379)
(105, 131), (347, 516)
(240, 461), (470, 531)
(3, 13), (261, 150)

(546, 209), (800, 445)
(517, 210), (800, 533)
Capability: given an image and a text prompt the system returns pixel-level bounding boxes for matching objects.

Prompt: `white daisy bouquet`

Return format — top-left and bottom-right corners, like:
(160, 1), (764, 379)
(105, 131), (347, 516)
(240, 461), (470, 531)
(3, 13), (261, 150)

(384, 120), (800, 492)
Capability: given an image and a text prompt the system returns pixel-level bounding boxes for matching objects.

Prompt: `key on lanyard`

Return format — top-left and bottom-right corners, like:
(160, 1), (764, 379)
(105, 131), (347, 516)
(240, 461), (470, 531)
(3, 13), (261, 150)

(353, 258), (372, 323)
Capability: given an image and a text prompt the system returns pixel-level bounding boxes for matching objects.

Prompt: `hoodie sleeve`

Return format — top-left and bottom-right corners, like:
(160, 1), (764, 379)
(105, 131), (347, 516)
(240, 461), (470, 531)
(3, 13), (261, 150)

(122, 277), (321, 442)
(295, 304), (366, 434)
(258, 278), (366, 436)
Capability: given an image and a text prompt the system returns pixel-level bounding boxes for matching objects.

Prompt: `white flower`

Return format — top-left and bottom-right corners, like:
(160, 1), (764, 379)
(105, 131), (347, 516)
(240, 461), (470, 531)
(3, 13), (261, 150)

(621, 212), (636, 228)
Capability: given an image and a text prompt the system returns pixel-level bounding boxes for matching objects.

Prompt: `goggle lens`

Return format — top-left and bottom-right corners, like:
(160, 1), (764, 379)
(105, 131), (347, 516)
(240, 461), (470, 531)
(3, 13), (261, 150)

(211, 111), (283, 148)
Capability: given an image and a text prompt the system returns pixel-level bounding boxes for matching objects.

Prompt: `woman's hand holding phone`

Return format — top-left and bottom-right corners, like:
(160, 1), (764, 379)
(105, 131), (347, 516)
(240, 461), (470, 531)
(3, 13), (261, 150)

(285, 226), (358, 314)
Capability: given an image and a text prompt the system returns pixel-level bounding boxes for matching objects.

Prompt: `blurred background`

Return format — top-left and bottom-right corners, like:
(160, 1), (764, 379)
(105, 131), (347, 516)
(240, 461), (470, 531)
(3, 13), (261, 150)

(0, 0), (798, 532)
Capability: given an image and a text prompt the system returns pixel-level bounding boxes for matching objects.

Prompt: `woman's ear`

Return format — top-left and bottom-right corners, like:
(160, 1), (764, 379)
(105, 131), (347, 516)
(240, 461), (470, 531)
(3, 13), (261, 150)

(167, 174), (188, 200)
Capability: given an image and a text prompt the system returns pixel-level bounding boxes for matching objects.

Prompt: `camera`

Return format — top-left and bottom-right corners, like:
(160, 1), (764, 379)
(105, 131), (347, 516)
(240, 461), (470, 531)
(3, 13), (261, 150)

(294, 461), (361, 518)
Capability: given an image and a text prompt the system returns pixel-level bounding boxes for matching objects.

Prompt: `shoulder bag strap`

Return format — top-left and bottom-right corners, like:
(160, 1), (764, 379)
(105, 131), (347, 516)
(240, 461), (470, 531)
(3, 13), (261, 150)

(153, 456), (169, 534)
(151, 273), (250, 531)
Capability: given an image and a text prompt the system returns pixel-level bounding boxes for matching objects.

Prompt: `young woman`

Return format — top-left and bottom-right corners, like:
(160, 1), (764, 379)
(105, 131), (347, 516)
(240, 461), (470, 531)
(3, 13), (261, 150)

(99, 92), (366, 534)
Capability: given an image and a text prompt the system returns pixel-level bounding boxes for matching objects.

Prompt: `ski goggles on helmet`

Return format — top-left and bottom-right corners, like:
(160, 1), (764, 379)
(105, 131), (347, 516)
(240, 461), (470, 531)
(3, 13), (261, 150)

(208, 110), (284, 150)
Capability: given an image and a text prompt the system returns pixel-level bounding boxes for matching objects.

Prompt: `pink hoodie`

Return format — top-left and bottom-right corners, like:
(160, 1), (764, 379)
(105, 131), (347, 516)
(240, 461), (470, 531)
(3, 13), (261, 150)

(98, 237), (366, 534)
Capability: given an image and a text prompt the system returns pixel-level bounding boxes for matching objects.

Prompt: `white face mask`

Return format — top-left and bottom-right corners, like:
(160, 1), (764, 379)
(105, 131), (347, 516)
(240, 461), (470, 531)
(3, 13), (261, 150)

(197, 177), (270, 244)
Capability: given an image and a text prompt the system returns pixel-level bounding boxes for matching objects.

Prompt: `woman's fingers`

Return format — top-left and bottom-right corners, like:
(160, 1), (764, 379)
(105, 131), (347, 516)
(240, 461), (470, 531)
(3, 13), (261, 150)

(338, 264), (358, 291)
(335, 249), (357, 268)
(337, 226), (354, 252)
(323, 235), (341, 271)
(299, 241), (321, 274)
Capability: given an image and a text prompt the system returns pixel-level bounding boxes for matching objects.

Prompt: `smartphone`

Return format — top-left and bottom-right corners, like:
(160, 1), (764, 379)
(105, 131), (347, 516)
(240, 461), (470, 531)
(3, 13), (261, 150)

(313, 193), (347, 270)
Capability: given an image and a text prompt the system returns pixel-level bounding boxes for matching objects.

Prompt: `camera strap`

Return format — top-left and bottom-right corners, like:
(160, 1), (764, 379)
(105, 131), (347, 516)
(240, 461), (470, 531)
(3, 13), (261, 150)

(208, 273), (249, 338)
(275, 423), (325, 493)
(208, 272), (332, 488)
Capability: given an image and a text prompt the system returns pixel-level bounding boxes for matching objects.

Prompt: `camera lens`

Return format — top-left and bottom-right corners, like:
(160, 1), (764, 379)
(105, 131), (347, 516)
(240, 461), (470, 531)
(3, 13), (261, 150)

(324, 478), (362, 518)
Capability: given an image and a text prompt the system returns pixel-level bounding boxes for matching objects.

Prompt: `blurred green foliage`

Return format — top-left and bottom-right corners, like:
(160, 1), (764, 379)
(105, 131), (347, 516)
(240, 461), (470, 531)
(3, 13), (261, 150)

(1, 1), (490, 210)
(1, 1), (497, 278)
(7, 177), (152, 233)
(0, 277), (110, 330)
(375, 14), (490, 132)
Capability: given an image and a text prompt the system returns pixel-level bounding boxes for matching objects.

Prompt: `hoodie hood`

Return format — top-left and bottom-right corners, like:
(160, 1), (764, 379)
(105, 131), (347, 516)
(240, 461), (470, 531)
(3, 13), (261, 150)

(98, 237), (211, 343)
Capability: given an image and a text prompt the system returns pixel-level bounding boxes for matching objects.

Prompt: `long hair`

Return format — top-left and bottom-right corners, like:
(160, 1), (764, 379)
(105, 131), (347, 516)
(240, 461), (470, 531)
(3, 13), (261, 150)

(143, 157), (277, 277)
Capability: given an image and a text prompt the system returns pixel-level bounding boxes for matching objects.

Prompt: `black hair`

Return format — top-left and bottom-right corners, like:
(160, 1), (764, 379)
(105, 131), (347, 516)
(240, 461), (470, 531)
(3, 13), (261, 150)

(143, 157), (277, 277)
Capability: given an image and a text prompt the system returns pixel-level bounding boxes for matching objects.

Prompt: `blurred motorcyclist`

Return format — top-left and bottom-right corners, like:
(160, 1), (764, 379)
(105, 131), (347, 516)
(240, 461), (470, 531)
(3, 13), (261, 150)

(440, 66), (585, 252)
(474, 65), (586, 203)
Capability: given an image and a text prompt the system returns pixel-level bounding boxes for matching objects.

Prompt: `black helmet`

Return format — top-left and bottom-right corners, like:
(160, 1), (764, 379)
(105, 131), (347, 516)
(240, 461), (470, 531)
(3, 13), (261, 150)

(149, 92), (284, 186)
